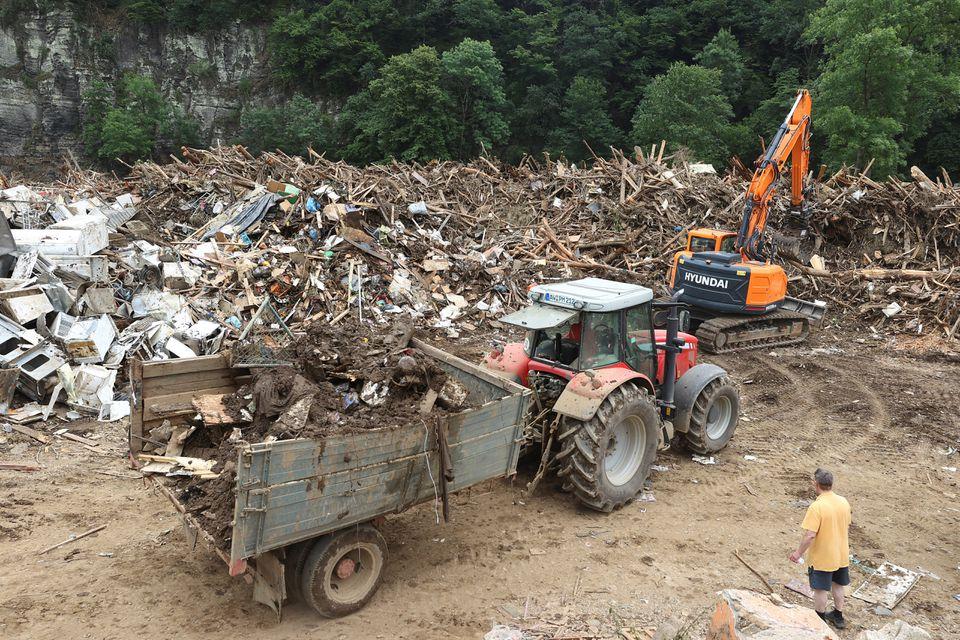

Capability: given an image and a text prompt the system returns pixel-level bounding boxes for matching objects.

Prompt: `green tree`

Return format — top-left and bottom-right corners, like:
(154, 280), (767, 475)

(80, 79), (113, 155)
(239, 94), (333, 155)
(550, 76), (621, 162)
(269, 1), (396, 98)
(499, 7), (562, 159)
(695, 29), (749, 112)
(450, 0), (502, 42)
(631, 63), (735, 165)
(342, 45), (456, 162)
(806, 0), (960, 176)
(441, 38), (509, 158)
(81, 73), (199, 163)
(98, 110), (154, 161)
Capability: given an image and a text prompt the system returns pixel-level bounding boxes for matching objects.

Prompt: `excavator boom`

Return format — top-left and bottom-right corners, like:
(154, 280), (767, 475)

(737, 89), (811, 260)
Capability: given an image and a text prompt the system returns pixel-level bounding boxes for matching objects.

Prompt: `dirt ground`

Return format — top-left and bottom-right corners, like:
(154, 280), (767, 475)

(1, 331), (959, 640)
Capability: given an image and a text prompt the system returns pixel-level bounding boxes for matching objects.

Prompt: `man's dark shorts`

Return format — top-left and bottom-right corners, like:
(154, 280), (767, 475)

(808, 566), (851, 591)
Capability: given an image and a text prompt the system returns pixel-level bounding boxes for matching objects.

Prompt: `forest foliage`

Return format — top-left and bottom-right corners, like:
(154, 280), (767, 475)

(16, 0), (960, 176)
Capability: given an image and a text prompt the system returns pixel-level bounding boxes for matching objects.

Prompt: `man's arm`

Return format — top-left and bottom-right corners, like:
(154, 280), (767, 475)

(789, 530), (817, 564)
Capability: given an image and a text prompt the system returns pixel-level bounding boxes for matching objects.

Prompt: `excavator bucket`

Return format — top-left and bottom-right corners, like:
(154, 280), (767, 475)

(768, 230), (804, 262)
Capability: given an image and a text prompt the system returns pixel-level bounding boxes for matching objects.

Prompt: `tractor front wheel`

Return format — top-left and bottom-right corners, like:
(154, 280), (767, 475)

(556, 382), (659, 512)
(684, 374), (739, 454)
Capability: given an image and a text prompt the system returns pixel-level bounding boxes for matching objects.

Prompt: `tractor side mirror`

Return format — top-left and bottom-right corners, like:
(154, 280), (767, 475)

(678, 309), (690, 332)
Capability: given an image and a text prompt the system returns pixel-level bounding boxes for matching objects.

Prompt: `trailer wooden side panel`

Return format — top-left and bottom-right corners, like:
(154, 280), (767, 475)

(129, 355), (250, 454)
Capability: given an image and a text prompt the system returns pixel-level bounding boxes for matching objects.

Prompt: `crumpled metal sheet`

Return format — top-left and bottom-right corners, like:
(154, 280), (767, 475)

(202, 193), (279, 240)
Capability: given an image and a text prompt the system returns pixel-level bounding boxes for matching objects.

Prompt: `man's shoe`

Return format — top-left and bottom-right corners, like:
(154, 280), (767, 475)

(824, 610), (846, 630)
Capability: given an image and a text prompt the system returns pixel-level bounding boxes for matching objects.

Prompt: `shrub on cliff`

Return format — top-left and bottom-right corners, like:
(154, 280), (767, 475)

(81, 74), (199, 164)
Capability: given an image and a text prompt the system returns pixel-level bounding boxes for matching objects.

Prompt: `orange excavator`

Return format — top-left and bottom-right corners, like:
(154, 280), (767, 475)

(668, 89), (825, 353)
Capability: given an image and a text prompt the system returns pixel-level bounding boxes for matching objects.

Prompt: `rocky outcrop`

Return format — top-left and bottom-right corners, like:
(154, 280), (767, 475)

(0, 8), (269, 173)
(707, 589), (839, 640)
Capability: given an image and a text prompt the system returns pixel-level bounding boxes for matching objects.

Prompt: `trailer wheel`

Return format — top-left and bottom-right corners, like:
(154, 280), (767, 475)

(283, 540), (312, 602)
(684, 375), (739, 454)
(300, 524), (387, 617)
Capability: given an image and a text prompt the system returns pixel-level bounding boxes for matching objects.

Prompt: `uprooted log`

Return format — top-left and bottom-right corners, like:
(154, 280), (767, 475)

(796, 266), (960, 283)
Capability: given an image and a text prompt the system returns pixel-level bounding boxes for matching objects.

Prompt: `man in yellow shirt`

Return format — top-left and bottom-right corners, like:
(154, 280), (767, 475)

(788, 468), (852, 630)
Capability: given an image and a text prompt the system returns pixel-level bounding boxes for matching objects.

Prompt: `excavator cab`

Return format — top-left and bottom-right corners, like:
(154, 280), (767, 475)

(685, 229), (737, 254)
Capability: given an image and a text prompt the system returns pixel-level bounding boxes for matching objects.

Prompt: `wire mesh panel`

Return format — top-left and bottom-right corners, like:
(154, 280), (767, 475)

(231, 299), (297, 367)
(232, 330), (298, 367)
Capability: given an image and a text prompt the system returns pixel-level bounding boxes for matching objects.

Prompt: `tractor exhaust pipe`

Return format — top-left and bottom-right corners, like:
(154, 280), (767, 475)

(654, 290), (687, 412)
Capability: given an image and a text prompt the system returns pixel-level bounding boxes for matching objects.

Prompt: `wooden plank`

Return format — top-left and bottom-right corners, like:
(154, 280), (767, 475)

(129, 358), (144, 453)
(142, 370), (244, 396)
(192, 393), (240, 426)
(141, 354), (232, 379)
(144, 385), (240, 421)
(9, 423), (50, 444)
(58, 432), (98, 447)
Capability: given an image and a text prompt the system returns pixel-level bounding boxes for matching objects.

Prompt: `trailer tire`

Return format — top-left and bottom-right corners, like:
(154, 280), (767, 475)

(684, 375), (739, 454)
(300, 524), (387, 617)
(283, 540), (313, 602)
(556, 382), (659, 512)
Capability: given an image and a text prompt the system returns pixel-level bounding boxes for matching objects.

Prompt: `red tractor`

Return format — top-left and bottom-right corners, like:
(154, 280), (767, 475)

(483, 278), (739, 512)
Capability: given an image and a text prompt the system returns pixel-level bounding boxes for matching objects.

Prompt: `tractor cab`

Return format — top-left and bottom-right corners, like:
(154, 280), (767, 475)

(485, 278), (697, 393)
(507, 281), (657, 377)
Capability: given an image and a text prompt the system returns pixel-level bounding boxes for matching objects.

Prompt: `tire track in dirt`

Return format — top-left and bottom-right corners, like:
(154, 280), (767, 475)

(711, 352), (893, 497)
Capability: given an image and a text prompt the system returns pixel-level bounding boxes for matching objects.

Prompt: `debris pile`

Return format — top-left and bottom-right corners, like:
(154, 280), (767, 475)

(124, 144), (960, 341)
(797, 165), (960, 337)
(0, 143), (957, 426)
(224, 320), (472, 441)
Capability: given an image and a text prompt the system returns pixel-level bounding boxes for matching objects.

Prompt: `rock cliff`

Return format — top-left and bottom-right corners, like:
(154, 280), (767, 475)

(0, 8), (269, 173)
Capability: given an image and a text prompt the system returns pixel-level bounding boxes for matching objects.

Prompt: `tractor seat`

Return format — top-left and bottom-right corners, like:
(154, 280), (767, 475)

(535, 338), (579, 365)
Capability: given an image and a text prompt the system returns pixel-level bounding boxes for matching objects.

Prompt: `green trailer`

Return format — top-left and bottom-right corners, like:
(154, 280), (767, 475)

(130, 339), (530, 618)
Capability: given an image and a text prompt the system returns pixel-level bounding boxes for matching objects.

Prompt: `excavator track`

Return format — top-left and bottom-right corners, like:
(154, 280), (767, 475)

(694, 309), (810, 354)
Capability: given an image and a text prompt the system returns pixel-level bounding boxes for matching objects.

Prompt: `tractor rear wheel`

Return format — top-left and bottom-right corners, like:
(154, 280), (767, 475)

(684, 374), (739, 454)
(556, 382), (659, 512)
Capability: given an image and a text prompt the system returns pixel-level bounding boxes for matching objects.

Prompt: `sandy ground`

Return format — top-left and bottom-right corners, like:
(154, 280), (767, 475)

(1, 334), (959, 640)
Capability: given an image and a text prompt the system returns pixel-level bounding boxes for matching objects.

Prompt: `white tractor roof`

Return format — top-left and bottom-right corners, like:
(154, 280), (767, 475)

(498, 303), (578, 330)
(527, 277), (653, 312)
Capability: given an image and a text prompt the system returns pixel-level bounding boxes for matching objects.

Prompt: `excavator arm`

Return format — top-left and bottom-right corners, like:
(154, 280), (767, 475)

(737, 89), (811, 261)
